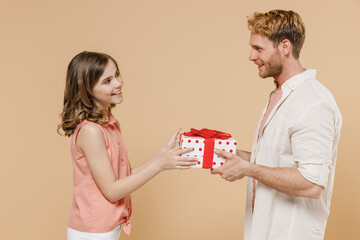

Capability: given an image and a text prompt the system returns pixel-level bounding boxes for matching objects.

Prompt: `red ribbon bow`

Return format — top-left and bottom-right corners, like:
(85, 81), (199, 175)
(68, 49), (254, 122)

(183, 128), (231, 139)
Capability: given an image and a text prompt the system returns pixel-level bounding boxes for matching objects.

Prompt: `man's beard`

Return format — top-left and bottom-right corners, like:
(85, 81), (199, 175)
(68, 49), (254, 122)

(259, 51), (283, 79)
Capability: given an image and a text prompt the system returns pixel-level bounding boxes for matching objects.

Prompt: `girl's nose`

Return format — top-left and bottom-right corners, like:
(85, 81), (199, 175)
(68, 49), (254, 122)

(114, 76), (123, 87)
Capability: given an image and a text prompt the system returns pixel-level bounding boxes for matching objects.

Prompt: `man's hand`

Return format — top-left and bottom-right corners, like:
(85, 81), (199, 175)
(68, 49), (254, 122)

(211, 148), (252, 182)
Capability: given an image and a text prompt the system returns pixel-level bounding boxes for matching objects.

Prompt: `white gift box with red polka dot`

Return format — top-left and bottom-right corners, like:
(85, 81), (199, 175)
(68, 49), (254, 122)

(179, 134), (237, 169)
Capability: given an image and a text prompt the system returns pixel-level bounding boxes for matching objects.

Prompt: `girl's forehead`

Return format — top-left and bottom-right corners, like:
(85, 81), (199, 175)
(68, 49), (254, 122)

(101, 61), (118, 77)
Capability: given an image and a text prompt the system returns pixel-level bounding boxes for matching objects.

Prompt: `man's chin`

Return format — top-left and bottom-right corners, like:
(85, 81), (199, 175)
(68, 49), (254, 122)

(259, 72), (270, 79)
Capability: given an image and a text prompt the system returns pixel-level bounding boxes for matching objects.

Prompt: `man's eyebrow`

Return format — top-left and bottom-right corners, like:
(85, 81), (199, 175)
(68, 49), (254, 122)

(250, 44), (262, 49)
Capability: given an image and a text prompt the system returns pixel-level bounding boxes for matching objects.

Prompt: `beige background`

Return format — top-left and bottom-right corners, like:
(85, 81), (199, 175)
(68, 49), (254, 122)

(1, 0), (359, 239)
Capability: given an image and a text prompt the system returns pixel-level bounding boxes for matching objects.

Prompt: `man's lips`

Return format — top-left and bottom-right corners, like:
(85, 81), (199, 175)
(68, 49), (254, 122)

(257, 64), (264, 69)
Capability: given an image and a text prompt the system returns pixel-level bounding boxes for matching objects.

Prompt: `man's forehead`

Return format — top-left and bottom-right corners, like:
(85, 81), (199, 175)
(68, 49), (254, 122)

(249, 32), (273, 46)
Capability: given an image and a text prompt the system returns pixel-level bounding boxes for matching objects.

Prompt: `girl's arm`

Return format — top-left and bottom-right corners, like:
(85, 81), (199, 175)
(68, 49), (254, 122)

(130, 129), (181, 174)
(77, 124), (196, 202)
(130, 148), (165, 175)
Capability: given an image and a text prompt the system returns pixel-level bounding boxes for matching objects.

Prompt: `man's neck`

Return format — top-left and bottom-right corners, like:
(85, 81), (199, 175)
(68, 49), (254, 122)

(274, 59), (304, 88)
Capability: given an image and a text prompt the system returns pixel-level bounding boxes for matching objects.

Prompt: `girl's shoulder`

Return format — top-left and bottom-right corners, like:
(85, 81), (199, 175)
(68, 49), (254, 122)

(78, 122), (103, 138)
(74, 120), (110, 150)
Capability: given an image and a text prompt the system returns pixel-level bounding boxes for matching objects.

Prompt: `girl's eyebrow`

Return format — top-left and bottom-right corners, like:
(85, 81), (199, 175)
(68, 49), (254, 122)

(101, 75), (113, 82)
(101, 70), (119, 82)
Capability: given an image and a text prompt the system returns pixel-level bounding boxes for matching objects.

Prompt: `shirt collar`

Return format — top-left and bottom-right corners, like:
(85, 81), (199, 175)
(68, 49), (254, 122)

(281, 69), (317, 91)
(107, 112), (117, 125)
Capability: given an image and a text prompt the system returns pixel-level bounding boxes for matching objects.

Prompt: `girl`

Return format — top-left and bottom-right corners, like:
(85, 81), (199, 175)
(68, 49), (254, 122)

(58, 51), (197, 240)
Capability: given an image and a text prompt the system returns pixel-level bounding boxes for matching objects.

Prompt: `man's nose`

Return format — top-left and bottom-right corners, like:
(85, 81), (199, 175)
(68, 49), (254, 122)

(249, 49), (257, 61)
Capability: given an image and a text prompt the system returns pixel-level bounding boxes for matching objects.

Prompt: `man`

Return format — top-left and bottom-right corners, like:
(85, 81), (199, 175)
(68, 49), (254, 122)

(212, 10), (342, 240)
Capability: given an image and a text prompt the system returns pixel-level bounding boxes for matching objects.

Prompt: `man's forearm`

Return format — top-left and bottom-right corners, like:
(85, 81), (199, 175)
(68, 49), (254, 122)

(236, 149), (251, 161)
(246, 164), (323, 199)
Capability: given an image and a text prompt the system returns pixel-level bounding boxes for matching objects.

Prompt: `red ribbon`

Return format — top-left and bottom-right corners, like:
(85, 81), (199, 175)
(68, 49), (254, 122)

(183, 128), (231, 169)
(183, 128), (232, 139)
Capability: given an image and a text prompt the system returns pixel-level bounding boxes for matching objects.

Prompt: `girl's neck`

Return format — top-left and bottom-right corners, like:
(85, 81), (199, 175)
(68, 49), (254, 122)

(101, 109), (110, 121)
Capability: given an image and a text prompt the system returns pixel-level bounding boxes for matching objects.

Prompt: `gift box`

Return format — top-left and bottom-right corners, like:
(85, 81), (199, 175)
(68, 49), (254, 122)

(179, 128), (237, 169)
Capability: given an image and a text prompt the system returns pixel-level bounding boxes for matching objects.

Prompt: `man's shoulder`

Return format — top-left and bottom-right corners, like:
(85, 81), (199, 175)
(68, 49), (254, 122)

(295, 78), (337, 107)
(280, 78), (341, 125)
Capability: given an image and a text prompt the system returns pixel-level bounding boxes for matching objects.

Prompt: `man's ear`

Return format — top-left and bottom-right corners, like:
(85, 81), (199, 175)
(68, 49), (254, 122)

(280, 39), (292, 56)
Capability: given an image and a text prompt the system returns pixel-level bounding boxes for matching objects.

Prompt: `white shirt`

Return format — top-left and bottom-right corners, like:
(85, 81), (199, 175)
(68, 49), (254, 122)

(244, 69), (342, 240)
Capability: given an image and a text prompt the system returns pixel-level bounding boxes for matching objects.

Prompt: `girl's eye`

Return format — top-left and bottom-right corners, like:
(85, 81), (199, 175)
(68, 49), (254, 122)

(115, 72), (120, 78)
(104, 79), (111, 84)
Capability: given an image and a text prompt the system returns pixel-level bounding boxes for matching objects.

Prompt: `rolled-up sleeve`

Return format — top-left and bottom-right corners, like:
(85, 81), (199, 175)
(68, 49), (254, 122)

(291, 101), (335, 188)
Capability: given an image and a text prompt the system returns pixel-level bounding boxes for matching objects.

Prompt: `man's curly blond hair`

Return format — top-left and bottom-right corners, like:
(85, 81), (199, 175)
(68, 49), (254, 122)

(247, 9), (306, 59)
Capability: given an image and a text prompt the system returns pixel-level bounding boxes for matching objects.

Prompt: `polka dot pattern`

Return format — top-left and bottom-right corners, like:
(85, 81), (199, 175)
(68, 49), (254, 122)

(179, 133), (237, 169)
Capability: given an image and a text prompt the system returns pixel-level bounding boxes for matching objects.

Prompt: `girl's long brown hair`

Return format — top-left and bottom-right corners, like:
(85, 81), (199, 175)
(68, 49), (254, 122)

(57, 51), (119, 137)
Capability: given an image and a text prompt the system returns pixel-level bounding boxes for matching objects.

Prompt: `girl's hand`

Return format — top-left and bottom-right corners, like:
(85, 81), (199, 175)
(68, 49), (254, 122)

(151, 129), (181, 161)
(164, 129), (182, 151)
(157, 147), (197, 171)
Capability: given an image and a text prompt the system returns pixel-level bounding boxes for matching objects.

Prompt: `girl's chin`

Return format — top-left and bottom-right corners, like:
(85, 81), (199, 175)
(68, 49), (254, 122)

(111, 94), (123, 102)
(113, 98), (123, 105)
